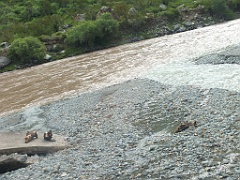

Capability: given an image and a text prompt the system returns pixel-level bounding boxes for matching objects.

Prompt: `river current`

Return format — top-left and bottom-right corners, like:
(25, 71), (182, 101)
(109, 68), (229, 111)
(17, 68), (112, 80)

(1, 19), (240, 116)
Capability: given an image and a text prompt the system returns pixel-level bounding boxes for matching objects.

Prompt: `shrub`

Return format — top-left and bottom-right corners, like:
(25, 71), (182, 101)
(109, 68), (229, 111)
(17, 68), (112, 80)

(113, 2), (130, 20)
(95, 13), (119, 41)
(228, 0), (240, 11)
(27, 15), (63, 37)
(210, 0), (235, 20)
(210, 0), (228, 17)
(65, 13), (119, 47)
(159, 7), (180, 21)
(8, 37), (46, 65)
(197, 0), (235, 20)
(65, 21), (100, 47)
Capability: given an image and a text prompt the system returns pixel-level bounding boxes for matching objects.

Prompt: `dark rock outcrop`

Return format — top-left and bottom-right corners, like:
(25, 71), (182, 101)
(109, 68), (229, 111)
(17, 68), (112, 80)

(0, 155), (30, 174)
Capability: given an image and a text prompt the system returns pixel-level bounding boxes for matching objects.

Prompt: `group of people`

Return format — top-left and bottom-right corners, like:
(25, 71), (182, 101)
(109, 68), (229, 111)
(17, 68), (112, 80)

(25, 130), (53, 143)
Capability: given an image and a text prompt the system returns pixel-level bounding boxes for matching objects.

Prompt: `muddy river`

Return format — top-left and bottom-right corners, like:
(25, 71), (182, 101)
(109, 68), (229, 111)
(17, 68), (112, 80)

(1, 19), (240, 116)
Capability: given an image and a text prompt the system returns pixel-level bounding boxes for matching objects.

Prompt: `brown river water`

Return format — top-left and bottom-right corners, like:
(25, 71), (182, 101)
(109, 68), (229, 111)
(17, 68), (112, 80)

(1, 19), (240, 116)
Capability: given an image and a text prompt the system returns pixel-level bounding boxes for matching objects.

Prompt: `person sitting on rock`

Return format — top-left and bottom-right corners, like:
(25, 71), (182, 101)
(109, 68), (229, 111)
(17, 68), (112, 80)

(25, 131), (38, 143)
(44, 130), (53, 141)
(25, 134), (32, 143)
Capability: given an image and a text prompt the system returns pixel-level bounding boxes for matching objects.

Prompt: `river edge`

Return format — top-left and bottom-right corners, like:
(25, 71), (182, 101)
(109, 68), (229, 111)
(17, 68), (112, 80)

(0, 25), (240, 179)
(1, 19), (240, 117)
(1, 42), (240, 178)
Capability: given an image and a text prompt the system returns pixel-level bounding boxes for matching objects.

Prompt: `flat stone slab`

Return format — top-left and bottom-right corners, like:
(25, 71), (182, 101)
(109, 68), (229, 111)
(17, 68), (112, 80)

(0, 132), (71, 155)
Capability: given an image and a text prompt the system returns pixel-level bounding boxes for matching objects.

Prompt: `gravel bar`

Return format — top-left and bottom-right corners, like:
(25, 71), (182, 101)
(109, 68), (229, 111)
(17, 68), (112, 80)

(0, 77), (239, 179)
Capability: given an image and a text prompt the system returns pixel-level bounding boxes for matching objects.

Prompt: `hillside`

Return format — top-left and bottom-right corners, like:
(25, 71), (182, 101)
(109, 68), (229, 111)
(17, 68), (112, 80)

(1, 0), (240, 72)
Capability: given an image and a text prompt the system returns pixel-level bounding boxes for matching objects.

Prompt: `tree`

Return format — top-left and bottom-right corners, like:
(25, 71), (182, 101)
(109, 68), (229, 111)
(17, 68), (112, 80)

(8, 37), (46, 65)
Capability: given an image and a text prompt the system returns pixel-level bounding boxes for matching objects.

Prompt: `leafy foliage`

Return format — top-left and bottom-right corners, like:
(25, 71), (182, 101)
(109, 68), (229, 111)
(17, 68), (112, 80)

(1, 0), (240, 42)
(95, 13), (119, 41)
(229, 0), (240, 11)
(1, 0), (240, 70)
(65, 13), (119, 47)
(198, 0), (236, 20)
(65, 21), (100, 47)
(8, 37), (46, 65)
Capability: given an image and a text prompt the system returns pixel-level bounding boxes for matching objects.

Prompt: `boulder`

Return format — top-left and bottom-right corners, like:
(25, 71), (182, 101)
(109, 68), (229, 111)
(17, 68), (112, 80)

(0, 43), (10, 56)
(159, 4), (167, 11)
(128, 7), (138, 16)
(74, 13), (85, 22)
(0, 132), (71, 156)
(177, 4), (187, 14)
(0, 155), (29, 174)
(44, 54), (52, 61)
(0, 42), (9, 48)
(183, 21), (194, 27)
(0, 153), (40, 174)
(0, 158), (28, 173)
(97, 6), (118, 19)
(173, 23), (181, 30)
(0, 56), (11, 69)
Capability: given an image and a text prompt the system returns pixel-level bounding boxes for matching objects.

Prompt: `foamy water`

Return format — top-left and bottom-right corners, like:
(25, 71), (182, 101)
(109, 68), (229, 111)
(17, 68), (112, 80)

(1, 19), (240, 116)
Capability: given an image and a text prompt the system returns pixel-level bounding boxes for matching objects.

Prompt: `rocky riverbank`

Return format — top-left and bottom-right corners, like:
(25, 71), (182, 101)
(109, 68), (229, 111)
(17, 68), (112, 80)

(0, 28), (240, 179)
(0, 75), (239, 179)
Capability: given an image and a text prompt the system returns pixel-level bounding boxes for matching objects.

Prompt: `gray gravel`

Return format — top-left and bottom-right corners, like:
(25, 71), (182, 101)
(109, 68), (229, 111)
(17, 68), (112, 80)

(0, 77), (239, 179)
(194, 45), (240, 65)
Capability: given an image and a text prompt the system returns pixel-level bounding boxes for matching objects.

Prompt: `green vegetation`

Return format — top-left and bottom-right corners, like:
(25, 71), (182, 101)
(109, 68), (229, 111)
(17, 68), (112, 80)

(8, 37), (46, 65)
(1, 0), (240, 71)
(65, 21), (100, 47)
(65, 13), (119, 47)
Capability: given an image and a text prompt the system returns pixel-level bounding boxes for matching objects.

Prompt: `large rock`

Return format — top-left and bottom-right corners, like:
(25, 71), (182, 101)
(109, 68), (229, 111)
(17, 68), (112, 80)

(128, 7), (138, 16)
(0, 153), (40, 174)
(97, 6), (118, 19)
(177, 4), (187, 14)
(0, 56), (11, 69)
(44, 54), (52, 61)
(74, 13), (85, 21)
(0, 156), (29, 174)
(0, 42), (9, 48)
(0, 132), (71, 156)
(159, 4), (167, 11)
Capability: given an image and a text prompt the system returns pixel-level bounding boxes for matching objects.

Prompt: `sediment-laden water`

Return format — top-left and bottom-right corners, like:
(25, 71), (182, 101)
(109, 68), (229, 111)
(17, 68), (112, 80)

(1, 19), (240, 116)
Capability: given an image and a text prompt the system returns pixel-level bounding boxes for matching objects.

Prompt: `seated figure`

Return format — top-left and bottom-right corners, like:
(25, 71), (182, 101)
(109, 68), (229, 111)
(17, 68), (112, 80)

(25, 131), (38, 143)
(44, 130), (53, 141)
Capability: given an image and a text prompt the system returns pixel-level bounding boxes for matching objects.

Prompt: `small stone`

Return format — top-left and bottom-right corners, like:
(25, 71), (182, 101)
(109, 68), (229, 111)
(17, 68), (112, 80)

(17, 154), (28, 162)
(61, 172), (68, 177)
